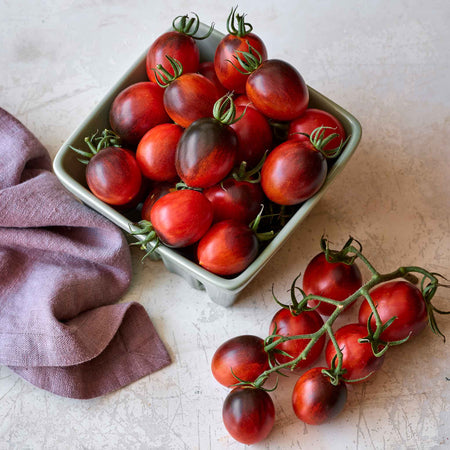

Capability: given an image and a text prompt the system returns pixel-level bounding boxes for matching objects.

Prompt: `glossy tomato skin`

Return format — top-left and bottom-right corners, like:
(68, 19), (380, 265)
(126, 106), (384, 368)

(222, 387), (275, 445)
(136, 123), (183, 182)
(292, 367), (347, 425)
(231, 105), (273, 168)
(197, 220), (259, 276)
(288, 108), (346, 151)
(303, 253), (363, 316)
(109, 82), (170, 147)
(325, 323), (385, 381)
(146, 31), (199, 83)
(260, 139), (327, 205)
(150, 190), (213, 248)
(198, 61), (228, 98)
(269, 308), (325, 370)
(246, 59), (309, 121)
(163, 73), (219, 129)
(211, 335), (269, 387)
(176, 117), (238, 188)
(214, 34), (268, 94)
(86, 146), (142, 206)
(359, 280), (428, 342)
(203, 178), (264, 225)
(140, 182), (176, 221)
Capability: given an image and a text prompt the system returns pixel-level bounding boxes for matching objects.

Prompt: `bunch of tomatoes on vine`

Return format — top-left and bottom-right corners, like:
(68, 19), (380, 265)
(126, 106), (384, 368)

(70, 7), (347, 275)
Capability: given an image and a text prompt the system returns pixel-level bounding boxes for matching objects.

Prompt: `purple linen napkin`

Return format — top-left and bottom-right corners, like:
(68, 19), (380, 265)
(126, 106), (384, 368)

(0, 107), (171, 399)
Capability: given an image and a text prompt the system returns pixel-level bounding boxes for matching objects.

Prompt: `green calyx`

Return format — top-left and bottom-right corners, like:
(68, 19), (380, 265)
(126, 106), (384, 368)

(297, 126), (350, 159)
(226, 6), (253, 37)
(69, 129), (121, 164)
(320, 235), (361, 265)
(129, 220), (160, 262)
(212, 93), (245, 125)
(172, 12), (214, 40)
(228, 40), (262, 75)
(232, 151), (267, 183)
(152, 55), (183, 87)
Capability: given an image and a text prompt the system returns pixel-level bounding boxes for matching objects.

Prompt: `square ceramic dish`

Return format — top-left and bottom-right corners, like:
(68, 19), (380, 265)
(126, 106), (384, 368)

(53, 23), (362, 307)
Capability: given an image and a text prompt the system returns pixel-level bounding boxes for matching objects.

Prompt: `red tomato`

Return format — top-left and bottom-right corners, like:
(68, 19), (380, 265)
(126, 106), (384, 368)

(230, 105), (273, 168)
(234, 94), (255, 109)
(302, 252), (363, 316)
(197, 220), (259, 276)
(141, 182), (177, 221)
(260, 139), (327, 205)
(246, 59), (309, 121)
(288, 108), (346, 151)
(136, 123), (183, 182)
(211, 335), (269, 387)
(292, 367), (347, 425)
(269, 308), (325, 369)
(222, 387), (275, 445)
(85, 146), (142, 206)
(176, 117), (238, 188)
(325, 323), (385, 381)
(214, 8), (267, 94)
(198, 61), (228, 98)
(203, 178), (263, 225)
(146, 32), (199, 83)
(109, 82), (170, 147)
(358, 280), (428, 342)
(150, 190), (213, 247)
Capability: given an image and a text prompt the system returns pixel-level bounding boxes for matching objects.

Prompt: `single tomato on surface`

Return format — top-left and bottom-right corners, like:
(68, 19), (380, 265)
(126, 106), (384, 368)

(325, 323), (385, 382)
(269, 308), (325, 370)
(211, 335), (269, 387)
(222, 387), (275, 445)
(292, 367), (347, 425)
(359, 280), (428, 342)
(302, 252), (363, 316)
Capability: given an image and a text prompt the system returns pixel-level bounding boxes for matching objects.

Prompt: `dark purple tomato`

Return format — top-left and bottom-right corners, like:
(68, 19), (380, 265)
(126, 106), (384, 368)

(269, 308), (325, 370)
(325, 323), (385, 382)
(146, 31), (200, 83)
(109, 82), (170, 147)
(203, 178), (264, 225)
(246, 59), (309, 121)
(136, 123), (183, 182)
(140, 182), (177, 221)
(288, 108), (346, 152)
(150, 189), (213, 248)
(215, 33), (268, 94)
(359, 280), (428, 342)
(197, 220), (258, 276)
(230, 105), (273, 168)
(222, 387), (275, 445)
(303, 252), (363, 316)
(292, 367), (347, 425)
(211, 335), (269, 387)
(176, 117), (238, 188)
(198, 61), (228, 98)
(260, 139), (327, 205)
(86, 146), (142, 206)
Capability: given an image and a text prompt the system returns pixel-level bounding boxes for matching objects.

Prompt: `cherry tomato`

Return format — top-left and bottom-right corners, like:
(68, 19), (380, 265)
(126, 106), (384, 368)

(141, 182), (176, 221)
(150, 189), (213, 247)
(325, 323), (385, 381)
(260, 139), (327, 205)
(234, 94), (255, 109)
(109, 82), (170, 147)
(292, 367), (347, 425)
(197, 220), (259, 276)
(203, 178), (263, 225)
(230, 105), (273, 168)
(176, 117), (238, 188)
(214, 8), (267, 94)
(198, 61), (228, 98)
(358, 280), (428, 342)
(211, 335), (269, 387)
(146, 31), (200, 83)
(136, 123), (183, 182)
(246, 59), (309, 121)
(302, 252), (363, 316)
(269, 308), (325, 369)
(288, 108), (346, 152)
(85, 146), (142, 206)
(222, 387), (275, 445)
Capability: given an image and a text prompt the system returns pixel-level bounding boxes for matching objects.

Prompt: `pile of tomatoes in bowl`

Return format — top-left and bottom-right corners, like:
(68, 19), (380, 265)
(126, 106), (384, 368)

(70, 8), (348, 278)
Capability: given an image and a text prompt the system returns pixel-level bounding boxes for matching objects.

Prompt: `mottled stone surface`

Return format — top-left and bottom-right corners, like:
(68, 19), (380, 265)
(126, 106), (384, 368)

(1, 0), (449, 448)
